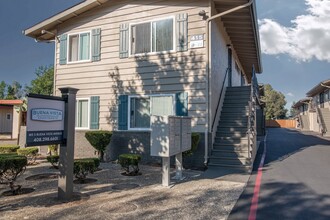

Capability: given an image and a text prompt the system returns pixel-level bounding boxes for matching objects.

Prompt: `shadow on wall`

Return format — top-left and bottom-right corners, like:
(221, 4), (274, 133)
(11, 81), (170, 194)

(106, 50), (205, 129)
(105, 51), (206, 167)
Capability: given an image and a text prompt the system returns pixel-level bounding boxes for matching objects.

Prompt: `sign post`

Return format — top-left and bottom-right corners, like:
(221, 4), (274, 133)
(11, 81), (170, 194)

(26, 87), (78, 201)
(58, 87), (78, 200)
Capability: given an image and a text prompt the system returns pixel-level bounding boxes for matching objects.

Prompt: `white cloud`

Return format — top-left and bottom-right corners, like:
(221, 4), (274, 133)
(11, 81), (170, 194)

(286, 92), (295, 97)
(259, 0), (330, 62)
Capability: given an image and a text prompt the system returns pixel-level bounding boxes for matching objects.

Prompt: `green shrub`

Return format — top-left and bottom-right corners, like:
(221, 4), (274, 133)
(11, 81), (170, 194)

(183, 133), (201, 157)
(17, 147), (39, 165)
(0, 145), (20, 154)
(0, 154), (27, 194)
(46, 155), (60, 169)
(73, 158), (100, 182)
(85, 131), (112, 161)
(118, 154), (141, 175)
(48, 145), (58, 156)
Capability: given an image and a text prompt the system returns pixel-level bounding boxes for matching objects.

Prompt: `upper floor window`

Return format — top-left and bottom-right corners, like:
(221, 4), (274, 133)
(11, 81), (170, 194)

(131, 18), (174, 55)
(68, 32), (90, 62)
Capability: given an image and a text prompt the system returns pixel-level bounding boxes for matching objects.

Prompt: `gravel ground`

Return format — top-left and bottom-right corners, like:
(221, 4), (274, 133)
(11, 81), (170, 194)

(0, 161), (246, 220)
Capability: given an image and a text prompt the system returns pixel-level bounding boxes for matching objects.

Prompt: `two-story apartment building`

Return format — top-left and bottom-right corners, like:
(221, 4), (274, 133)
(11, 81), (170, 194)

(306, 79), (330, 136)
(25, 0), (262, 169)
(293, 79), (330, 136)
(292, 98), (312, 130)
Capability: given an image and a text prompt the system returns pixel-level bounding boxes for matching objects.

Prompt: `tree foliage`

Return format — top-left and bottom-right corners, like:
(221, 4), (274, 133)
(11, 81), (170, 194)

(26, 66), (54, 95)
(262, 84), (288, 120)
(289, 101), (299, 118)
(0, 81), (6, 99)
(0, 81), (24, 100)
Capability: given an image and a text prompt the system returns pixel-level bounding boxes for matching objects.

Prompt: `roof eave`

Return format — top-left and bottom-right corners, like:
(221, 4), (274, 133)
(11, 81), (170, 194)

(24, 0), (109, 41)
(306, 79), (330, 97)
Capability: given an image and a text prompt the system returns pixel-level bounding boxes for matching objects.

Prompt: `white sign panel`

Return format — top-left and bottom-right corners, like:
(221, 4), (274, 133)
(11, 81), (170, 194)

(190, 34), (204, 49)
(26, 95), (65, 146)
(31, 108), (63, 121)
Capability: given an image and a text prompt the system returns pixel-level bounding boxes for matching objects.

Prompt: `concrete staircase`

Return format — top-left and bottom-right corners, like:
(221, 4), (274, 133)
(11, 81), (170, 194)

(320, 108), (330, 137)
(209, 86), (252, 172)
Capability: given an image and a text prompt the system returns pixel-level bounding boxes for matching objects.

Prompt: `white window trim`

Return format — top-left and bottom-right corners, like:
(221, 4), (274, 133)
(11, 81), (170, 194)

(129, 16), (176, 57)
(67, 31), (92, 64)
(75, 97), (91, 130)
(128, 94), (176, 131)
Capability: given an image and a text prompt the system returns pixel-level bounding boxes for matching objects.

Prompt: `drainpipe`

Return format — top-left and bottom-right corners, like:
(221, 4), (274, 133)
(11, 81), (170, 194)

(204, 0), (254, 165)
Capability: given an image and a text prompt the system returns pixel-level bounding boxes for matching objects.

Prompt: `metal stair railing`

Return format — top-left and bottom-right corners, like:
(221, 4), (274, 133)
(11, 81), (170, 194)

(247, 66), (258, 161)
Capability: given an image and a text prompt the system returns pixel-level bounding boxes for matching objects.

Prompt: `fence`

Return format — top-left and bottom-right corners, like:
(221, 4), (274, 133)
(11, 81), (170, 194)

(266, 120), (296, 128)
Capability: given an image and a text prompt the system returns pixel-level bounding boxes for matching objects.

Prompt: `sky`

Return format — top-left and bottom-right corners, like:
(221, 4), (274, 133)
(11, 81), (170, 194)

(0, 0), (329, 110)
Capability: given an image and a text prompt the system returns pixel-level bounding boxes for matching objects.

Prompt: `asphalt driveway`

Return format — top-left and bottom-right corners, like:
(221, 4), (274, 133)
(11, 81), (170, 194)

(229, 128), (330, 220)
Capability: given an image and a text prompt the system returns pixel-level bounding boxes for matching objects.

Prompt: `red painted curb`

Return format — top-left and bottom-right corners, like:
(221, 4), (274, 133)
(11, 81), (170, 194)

(248, 133), (267, 220)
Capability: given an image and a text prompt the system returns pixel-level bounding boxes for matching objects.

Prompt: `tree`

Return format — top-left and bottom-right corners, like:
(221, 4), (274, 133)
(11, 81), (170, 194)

(26, 66), (54, 95)
(5, 81), (23, 100)
(262, 84), (287, 120)
(289, 101), (298, 118)
(0, 81), (6, 99)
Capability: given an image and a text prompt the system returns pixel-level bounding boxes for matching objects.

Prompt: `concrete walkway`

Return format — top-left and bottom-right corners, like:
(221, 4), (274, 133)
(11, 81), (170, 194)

(229, 128), (330, 220)
(0, 159), (249, 220)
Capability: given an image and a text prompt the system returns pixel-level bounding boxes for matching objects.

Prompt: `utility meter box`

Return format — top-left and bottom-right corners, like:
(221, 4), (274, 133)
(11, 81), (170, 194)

(151, 115), (192, 157)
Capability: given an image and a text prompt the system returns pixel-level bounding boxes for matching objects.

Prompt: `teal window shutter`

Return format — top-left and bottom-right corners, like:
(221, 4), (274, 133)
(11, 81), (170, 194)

(119, 23), (129, 58)
(90, 96), (100, 129)
(176, 92), (188, 116)
(176, 13), (188, 52)
(92, 28), (101, 61)
(118, 95), (128, 130)
(59, 34), (67, 65)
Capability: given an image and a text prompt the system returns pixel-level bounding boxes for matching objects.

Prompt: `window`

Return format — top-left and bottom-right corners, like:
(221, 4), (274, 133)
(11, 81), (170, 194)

(131, 18), (174, 55)
(129, 95), (174, 129)
(6, 113), (11, 120)
(76, 99), (90, 129)
(68, 32), (91, 62)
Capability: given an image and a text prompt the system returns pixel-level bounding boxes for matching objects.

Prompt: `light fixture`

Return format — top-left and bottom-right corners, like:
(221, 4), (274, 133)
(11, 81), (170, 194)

(198, 10), (206, 16)
(41, 30), (55, 35)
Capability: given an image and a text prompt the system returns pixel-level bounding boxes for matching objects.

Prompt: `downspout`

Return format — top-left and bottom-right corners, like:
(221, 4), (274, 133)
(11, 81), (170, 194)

(204, 0), (254, 165)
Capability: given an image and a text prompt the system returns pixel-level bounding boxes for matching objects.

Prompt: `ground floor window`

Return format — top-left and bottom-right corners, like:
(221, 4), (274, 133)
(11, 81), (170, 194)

(76, 98), (90, 129)
(129, 95), (174, 129)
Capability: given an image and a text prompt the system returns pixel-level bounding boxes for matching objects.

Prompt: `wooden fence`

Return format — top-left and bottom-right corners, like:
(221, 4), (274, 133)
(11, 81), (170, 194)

(266, 120), (296, 128)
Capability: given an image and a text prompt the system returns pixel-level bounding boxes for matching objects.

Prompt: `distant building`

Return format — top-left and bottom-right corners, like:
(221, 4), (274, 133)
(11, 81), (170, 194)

(0, 100), (23, 140)
(293, 79), (330, 136)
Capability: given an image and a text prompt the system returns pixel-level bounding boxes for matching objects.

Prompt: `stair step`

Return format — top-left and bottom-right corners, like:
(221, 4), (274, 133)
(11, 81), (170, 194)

(221, 109), (249, 114)
(209, 155), (250, 162)
(220, 112), (248, 119)
(226, 86), (251, 91)
(214, 137), (249, 143)
(217, 126), (247, 131)
(211, 150), (249, 157)
(217, 124), (248, 130)
(208, 163), (251, 172)
(213, 142), (249, 148)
